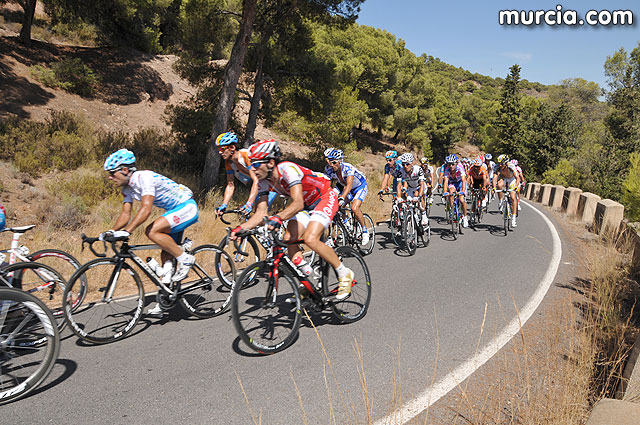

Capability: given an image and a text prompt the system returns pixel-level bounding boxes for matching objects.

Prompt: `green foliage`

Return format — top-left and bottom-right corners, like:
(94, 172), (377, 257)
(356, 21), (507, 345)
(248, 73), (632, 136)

(51, 20), (99, 46)
(46, 167), (120, 209)
(541, 159), (581, 187)
(0, 112), (96, 176)
(31, 59), (99, 97)
(621, 153), (640, 221)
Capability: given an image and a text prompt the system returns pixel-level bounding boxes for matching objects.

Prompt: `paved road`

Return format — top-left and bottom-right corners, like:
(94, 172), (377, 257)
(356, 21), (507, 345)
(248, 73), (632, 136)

(4, 198), (559, 424)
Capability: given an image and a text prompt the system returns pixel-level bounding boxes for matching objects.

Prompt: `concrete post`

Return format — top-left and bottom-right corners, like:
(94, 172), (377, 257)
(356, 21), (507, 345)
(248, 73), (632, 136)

(540, 184), (553, 205)
(577, 192), (601, 227)
(562, 187), (582, 216)
(550, 185), (565, 210)
(593, 199), (625, 235)
(528, 183), (541, 201)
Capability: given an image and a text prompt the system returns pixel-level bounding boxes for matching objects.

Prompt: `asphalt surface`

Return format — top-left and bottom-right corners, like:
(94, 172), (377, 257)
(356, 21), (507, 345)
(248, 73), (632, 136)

(4, 197), (558, 424)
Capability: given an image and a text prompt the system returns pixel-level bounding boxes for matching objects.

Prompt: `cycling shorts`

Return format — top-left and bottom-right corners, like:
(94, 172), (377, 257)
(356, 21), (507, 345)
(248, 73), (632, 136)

(291, 188), (339, 229)
(472, 179), (485, 190)
(0, 205), (5, 231)
(500, 176), (518, 191)
(346, 183), (368, 203)
(448, 180), (463, 193)
(162, 199), (199, 243)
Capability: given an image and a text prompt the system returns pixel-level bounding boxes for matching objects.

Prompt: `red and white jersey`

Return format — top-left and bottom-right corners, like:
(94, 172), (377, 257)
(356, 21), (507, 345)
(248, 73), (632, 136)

(257, 161), (331, 207)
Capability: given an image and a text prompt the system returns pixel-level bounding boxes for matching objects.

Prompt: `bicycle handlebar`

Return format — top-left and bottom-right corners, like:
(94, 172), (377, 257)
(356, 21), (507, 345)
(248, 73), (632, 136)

(218, 209), (250, 225)
(81, 234), (108, 258)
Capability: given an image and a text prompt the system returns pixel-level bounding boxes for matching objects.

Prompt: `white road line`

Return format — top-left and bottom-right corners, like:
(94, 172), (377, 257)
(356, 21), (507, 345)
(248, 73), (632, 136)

(373, 200), (562, 425)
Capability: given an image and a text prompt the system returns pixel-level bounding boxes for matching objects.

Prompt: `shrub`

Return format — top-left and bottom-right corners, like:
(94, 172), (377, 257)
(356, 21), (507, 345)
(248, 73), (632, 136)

(542, 159), (581, 187)
(51, 21), (98, 46)
(47, 168), (119, 209)
(53, 58), (100, 97)
(621, 153), (640, 221)
(30, 65), (59, 88)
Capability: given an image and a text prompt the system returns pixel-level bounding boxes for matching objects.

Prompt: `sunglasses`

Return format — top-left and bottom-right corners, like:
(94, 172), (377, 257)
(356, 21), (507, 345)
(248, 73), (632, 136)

(249, 161), (267, 170)
(386, 158), (394, 162)
(330, 160), (340, 165)
(108, 169), (122, 176)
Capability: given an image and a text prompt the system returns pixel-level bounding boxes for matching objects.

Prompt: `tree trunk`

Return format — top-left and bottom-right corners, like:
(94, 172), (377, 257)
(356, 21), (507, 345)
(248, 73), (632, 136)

(200, 0), (257, 193)
(392, 129), (400, 140)
(19, 0), (37, 46)
(245, 29), (271, 147)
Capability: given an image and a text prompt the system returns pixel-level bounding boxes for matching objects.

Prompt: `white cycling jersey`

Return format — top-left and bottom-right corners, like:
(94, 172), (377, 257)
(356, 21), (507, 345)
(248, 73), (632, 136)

(122, 170), (193, 211)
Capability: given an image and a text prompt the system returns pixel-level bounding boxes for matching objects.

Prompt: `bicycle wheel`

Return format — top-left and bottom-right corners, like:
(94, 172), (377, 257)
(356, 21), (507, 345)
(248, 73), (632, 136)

(29, 249), (88, 305)
(356, 214), (376, 256)
(502, 204), (509, 235)
(216, 235), (260, 289)
(390, 208), (401, 247)
(231, 261), (302, 354)
(179, 244), (235, 318)
(402, 210), (417, 255)
(0, 287), (59, 405)
(450, 205), (458, 240)
(1, 262), (68, 332)
(324, 246), (371, 323)
(62, 258), (144, 344)
(329, 220), (348, 248)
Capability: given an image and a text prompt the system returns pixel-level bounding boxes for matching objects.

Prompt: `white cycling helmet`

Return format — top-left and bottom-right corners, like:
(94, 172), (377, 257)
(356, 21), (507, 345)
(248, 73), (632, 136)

(399, 153), (414, 164)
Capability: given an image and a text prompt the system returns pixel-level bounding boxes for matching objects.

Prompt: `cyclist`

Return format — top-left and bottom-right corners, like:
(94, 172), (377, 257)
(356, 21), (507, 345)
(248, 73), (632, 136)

(436, 161), (446, 193)
(512, 159), (526, 211)
(397, 153), (429, 227)
(324, 148), (370, 246)
(231, 140), (354, 300)
(467, 156), (490, 212)
(419, 157), (436, 204)
(442, 154), (469, 228)
(378, 150), (403, 196)
(102, 149), (199, 315)
(214, 131), (276, 216)
(0, 203), (5, 231)
(493, 154), (521, 227)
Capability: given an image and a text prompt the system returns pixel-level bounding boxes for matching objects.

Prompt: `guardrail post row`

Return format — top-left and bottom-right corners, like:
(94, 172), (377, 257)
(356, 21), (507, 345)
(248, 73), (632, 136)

(577, 192), (601, 228)
(540, 184), (553, 206)
(528, 183), (541, 201)
(550, 185), (565, 210)
(585, 399), (640, 425)
(562, 187), (583, 216)
(593, 199), (625, 235)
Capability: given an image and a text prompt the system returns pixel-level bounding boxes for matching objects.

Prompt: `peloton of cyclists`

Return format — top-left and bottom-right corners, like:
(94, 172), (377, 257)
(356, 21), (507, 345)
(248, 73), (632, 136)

(324, 148), (370, 246)
(493, 154), (521, 228)
(230, 140), (355, 300)
(442, 154), (469, 228)
(102, 149), (199, 316)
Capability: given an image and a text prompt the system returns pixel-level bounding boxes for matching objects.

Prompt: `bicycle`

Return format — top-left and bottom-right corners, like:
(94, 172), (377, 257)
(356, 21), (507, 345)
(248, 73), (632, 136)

(398, 199), (430, 255)
(328, 205), (376, 255)
(469, 188), (484, 228)
(216, 210), (261, 289)
(0, 225), (88, 329)
(231, 223), (371, 354)
(442, 192), (464, 239)
(498, 187), (515, 235)
(62, 233), (236, 344)
(0, 285), (60, 404)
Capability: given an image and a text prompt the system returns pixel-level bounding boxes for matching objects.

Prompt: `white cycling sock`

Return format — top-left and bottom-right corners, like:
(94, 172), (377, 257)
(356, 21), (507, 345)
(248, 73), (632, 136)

(335, 263), (349, 278)
(162, 260), (173, 276)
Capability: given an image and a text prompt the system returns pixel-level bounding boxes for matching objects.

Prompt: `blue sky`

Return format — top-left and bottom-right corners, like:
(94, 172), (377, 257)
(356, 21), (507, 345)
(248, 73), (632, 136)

(356, 1), (639, 90)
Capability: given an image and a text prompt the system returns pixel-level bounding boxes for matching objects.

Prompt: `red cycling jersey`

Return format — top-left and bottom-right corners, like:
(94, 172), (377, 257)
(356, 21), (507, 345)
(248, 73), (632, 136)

(257, 161), (332, 207)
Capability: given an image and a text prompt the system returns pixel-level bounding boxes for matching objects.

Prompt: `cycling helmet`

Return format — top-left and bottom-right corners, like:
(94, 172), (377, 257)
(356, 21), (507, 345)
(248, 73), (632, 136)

(324, 148), (344, 161)
(485, 153), (492, 160)
(420, 157), (429, 165)
(476, 154), (485, 163)
(399, 153), (414, 164)
(215, 132), (239, 146)
(497, 154), (509, 164)
(472, 158), (482, 167)
(104, 149), (136, 171)
(248, 139), (281, 161)
(445, 154), (458, 164)
(385, 150), (398, 159)
(511, 159), (519, 166)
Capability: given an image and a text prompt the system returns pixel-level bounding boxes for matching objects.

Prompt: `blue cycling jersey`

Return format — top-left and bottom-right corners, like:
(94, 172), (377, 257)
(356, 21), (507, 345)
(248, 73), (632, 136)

(384, 159), (403, 178)
(324, 162), (367, 192)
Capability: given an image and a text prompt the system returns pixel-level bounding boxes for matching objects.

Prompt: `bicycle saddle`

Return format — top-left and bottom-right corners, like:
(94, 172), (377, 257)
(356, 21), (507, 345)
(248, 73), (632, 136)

(2, 225), (36, 233)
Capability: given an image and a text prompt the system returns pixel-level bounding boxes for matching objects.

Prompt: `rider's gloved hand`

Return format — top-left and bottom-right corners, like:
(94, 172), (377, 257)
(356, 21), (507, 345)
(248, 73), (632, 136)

(111, 230), (130, 239)
(338, 197), (345, 207)
(240, 202), (252, 215)
(266, 215), (282, 229)
(98, 229), (115, 241)
(378, 190), (383, 196)
(216, 203), (227, 216)
(231, 225), (249, 239)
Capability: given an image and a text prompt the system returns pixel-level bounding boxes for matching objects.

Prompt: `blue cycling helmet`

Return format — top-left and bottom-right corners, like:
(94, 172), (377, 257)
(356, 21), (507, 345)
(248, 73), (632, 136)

(445, 154), (458, 164)
(104, 149), (136, 171)
(215, 132), (239, 146)
(485, 153), (492, 160)
(385, 150), (398, 159)
(324, 148), (344, 160)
